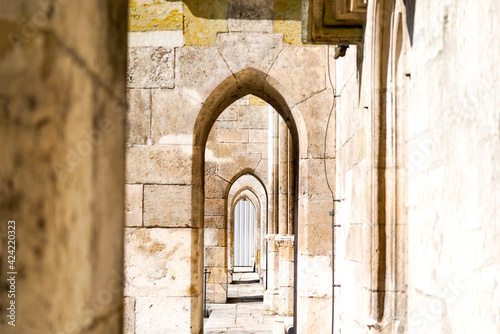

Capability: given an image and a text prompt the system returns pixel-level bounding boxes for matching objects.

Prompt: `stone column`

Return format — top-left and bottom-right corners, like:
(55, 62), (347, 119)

(275, 234), (295, 317)
(264, 234), (280, 315)
(288, 129), (295, 235)
(278, 118), (289, 235)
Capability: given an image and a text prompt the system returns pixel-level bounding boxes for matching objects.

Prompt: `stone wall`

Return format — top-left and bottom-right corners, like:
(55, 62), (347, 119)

(333, 0), (500, 333)
(0, 0), (128, 333)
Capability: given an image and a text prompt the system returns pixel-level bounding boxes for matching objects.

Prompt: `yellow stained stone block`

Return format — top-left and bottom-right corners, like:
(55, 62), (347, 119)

(249, 94), (269, 106)
(183, 0), (229, 46)
(129, 0), (183, 32)
(274, 0), (303, 45)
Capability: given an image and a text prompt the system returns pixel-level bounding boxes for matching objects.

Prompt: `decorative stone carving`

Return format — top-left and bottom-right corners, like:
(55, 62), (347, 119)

(304, 0), (367, 44)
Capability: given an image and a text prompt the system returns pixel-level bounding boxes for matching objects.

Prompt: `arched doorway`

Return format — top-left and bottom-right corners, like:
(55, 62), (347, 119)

(234, 198), (257, 268)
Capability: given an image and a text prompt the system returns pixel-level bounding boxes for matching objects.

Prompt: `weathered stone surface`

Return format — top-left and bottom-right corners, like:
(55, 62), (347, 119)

(128, 31), (185, 48)
(294, 89), (335, 158)
(238, 105), (269, 129)
(299, 158), (335, 197)
(127, 89), (151, 145)
(205, 246), (226, 267)
(218, 33), (283, 74)
(183, 0), (229, 46)
(268, 46), (326, 105)
(205, 228), (227, 247)
(128, 47), (174, 89)
(234, 153), (262, 170)
(297, 255), (332, 297)
(129, 0), (183, 32)
(126, 145), (192, 184)
(296, 297), (332, 333)
(124, 297), (135, 334)
(175, 46), (233, 102)
(125, 184), (143, 227)
(274, 0), (303, 45)
(205, 199), (225, 216)
(143, 185), (192, 227)
(228, 0), (274, 32)
(205, 215), (226, 229)
(219, 128), (249, 143)
(135, 296), (200, 334)
(124, 228), (201, 297)
(249, 129), (268, 143)
(205, 174), (229, 199)
(151, 89), (202, 144)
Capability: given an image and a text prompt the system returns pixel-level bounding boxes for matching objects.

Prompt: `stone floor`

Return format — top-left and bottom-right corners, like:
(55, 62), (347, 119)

(204, 269), (273, 333)
(204, 302), (274, 333)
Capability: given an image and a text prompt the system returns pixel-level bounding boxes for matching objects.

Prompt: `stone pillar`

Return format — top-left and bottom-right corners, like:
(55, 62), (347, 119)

(264, 234), (280, 315)
(276, 234), (295, 316)
(288, 130), (295, 235)
(278, 118), (289, 235)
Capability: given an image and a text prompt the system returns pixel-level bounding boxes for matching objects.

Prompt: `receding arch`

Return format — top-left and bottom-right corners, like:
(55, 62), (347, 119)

(193, 68), (303, 329)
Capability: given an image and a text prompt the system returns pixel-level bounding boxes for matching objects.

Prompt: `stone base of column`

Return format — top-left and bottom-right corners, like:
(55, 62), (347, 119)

(264, 289), (280, 315)
(275, 234), (294, 317)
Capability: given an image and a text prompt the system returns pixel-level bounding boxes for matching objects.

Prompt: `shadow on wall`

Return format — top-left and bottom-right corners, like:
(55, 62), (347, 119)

(404, 0), (416, 44)
(181, 0), (302, 21)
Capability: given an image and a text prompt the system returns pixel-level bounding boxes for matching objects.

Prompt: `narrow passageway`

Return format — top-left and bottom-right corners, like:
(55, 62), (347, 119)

(205, 268), (273, 333)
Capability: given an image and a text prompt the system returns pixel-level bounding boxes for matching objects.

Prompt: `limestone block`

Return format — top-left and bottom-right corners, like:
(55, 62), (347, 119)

(204, 246), (226, 267)
(128, 31), (185, 48)
(205, 175), (229, 199)
(127, 89), (151, 145)
(218, 33), (283, 74)
(297, 255), (332, 298)
(151, 89), (202, 144)
(217, 161), (242, 181)
(297, 198), (333, 255)
(293, 90), (335, 158)
(217, 143), (246, 157)
(267, 46), (326, 106)
(214, 283), (228, 303)
(279, 261), (294, 288)
(123, 297), (135, 334)
(249, 129), (268, 143)
(274, 0), (303, 45)
(126, 145), (192, 184)
(205, 216), (225, 229)
(254, 158), (269, 182)
(125, 184), (143, 227)
(234, 153), (262, 170)
(129, 0), (183, 32)
(217, 102), (240, 121)
(239, 105), (269, 129)
(205, 228), (227, 247)
(296, 297), (332, 334)
(124, 228), (201, 297)
(299, 158), (335, 197)
(278, 287), (294, 316)
(228, 0), (274, 32)
(206, 267), (228, 284)
(219, 128), (249, 142)
(175, 46), (233, 102)
(246, 143), (268, 157)
(205, 199), (225, 216)
(135, 296), (200, 334)
(264, 289), (280, 315)
(345, 224), (364, 262)
(183, 0), (229, 46)
(143, 185), (192, 227)
(128, 47), (174, 89)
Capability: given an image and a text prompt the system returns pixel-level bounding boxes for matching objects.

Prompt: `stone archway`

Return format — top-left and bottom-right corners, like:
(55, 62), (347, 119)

(125, 32), (336, 332)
